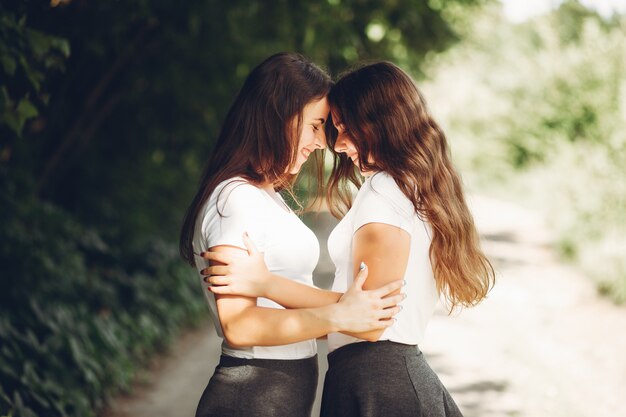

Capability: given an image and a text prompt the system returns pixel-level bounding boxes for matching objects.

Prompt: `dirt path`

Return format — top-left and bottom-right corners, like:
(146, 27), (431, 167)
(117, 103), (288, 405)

(102, 196), (626, 417)
(426, 196), (626, 417)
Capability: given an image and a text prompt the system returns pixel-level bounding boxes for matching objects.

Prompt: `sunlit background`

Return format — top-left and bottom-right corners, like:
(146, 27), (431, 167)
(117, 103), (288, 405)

(1, 1), (624, 416)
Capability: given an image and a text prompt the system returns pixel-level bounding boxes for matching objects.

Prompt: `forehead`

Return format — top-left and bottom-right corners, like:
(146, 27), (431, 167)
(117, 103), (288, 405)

(303, 97), (329, 119)
(330, 109), (343, 124)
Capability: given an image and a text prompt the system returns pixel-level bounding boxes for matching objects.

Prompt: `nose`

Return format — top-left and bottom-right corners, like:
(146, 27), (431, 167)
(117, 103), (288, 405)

(334, 137), (347, 154)
(314, 129), (326, 150)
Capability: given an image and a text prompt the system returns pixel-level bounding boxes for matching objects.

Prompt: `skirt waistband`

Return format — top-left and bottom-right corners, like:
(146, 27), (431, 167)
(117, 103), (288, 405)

(327, 341), (420, 368)
(218, 353), (317, 369)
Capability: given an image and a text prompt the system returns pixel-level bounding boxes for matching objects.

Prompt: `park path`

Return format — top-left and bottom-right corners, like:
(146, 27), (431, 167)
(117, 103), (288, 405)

(102, 195), (626, 417)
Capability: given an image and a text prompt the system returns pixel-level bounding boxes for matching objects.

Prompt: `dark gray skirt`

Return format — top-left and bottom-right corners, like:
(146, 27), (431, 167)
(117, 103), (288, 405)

(320, 341), (463, 417)
(195, 354), (318, 417)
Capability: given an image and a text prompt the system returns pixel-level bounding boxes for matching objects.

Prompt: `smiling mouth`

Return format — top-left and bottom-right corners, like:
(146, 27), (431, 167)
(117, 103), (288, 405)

(301, 149), (312, 159)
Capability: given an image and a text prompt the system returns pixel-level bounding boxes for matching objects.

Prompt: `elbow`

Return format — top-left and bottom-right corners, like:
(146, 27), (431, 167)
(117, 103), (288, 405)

(222, 323), (254, 348)
(360, 330), (384, 343)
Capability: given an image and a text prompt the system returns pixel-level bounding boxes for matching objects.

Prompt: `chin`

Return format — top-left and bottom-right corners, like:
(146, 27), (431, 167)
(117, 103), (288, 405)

(289, 165), (303, 175)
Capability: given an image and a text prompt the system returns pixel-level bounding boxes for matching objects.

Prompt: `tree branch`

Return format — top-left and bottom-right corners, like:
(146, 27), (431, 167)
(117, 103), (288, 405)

(38, 19), (159, 195)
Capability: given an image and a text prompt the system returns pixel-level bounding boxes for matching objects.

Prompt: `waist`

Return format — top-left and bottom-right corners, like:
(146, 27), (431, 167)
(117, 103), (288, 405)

(219, 353), (318, 369)
(327, 340), (420, 368)
(221, 339), (317, 360)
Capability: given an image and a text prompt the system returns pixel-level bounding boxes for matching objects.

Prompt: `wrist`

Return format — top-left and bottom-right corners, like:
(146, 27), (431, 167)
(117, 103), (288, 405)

(320, 303), (342, 333)
(261, 273), (278, 299)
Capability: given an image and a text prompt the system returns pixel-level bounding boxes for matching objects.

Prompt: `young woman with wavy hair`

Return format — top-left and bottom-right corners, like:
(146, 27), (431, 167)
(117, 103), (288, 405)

(318, 61), (495, 416)
(202, 60), (494, 416)
(180, 54), (404, 417)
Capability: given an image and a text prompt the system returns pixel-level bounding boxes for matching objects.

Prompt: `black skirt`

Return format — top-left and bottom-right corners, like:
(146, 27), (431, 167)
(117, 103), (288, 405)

(195, 354), (318, 417)
(320, 341), (463, 417)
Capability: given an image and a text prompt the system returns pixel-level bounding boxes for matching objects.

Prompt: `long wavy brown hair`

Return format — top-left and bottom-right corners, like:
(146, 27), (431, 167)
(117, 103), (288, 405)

(327, 62), (494, 309)
(180, 53), (331, 267)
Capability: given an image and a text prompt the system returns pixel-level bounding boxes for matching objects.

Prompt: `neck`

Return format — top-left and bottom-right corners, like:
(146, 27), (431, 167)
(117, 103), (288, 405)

(259, 181), (275, 193)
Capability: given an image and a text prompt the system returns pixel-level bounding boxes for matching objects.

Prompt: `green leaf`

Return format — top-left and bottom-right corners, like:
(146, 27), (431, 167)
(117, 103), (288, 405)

(1, 55), (17, 76)
(25, 29), (71, 59)
(16, 98), (38, 122)
(51, 38), (71, 58)
(0, 87), (13, 109)
(0, 97), (38, 136)
(18, 56), (43, 92)
(0, 112), (20, 135)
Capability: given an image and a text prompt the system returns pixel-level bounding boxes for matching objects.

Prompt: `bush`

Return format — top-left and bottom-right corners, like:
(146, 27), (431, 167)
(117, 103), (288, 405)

(0, 183), (205, 417)
(422, 2), (626, 303)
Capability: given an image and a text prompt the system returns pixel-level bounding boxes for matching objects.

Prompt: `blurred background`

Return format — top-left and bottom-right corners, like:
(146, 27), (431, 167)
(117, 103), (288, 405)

(1, 0), (625, 416)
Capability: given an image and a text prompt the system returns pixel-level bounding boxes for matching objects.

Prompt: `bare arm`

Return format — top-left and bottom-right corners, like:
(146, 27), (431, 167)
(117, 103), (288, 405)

(260, 273), (342, 308)
(202, 233), (367, 309)
(208, 244), (402, 348)
(342, 222), (410, 342)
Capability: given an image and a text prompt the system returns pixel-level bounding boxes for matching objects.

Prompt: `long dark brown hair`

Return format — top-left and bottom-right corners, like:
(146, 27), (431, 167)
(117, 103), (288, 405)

(327, 62), (494, 309)
(180, 53), (331, 267)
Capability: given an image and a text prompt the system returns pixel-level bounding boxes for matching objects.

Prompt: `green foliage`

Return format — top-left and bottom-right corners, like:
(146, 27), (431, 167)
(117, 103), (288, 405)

(1, 0), (493, 237)
(4, 0), (481, 244)
(0, 4), (69, 139)
(423, 1), (626, 303)
(0, 179), (205, 417)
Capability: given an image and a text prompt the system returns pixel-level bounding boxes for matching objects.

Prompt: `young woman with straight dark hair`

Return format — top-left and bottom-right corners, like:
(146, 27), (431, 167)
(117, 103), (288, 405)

(180, 53), (404, 417)
(203, 61), (495, 416)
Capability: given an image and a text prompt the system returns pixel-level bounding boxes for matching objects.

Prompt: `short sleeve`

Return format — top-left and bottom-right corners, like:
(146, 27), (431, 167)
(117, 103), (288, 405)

(201, 181), (269, 251)
(351, 173), (415, 234)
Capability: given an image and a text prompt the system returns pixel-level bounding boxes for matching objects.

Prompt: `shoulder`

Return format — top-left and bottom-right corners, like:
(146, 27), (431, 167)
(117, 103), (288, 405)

(368, 172), (407, 200)
(210, 177), (266, 214)
(350, 172), (416, 233)
(359, 172), (413, 215)
(216, 177), (263, 200)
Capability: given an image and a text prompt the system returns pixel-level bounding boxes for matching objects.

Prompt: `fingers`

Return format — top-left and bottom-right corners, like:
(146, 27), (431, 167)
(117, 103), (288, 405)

(380, 293), (405, 309)
(200, 251), (233, 264)
(381, 317), (397, 328)
(207, 285), (232, 295)
(368, 317), (397, 330)
(371, 279), (404, 298)
(203, 275), (230, 285)
(242, 232), (259, 255)
(377, 305), (402, 319)
(201, 265), (229, 276)
(352, 262), (368, 290)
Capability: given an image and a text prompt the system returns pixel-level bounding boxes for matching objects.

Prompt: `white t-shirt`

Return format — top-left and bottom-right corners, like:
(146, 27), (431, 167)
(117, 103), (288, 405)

(193, 177), (320, 359)
(327, 172), (438, 353)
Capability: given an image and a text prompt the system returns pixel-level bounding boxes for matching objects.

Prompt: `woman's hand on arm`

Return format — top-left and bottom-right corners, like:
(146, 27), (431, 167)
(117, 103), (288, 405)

(332, 263), (405, 333)
(202, 233), (405, 315)
(210, 244), (339, 347)
(207, 241), (405, 348)
(341, 222), (411, 342)
(201, 233), (273, 299)
(201, 233), (343, 308)
(220, 264), (403, 348)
